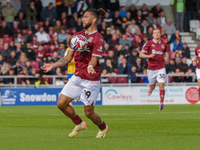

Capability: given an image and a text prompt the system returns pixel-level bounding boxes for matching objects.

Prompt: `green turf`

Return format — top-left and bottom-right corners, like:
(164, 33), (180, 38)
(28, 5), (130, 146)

(0, 105), (200, 150)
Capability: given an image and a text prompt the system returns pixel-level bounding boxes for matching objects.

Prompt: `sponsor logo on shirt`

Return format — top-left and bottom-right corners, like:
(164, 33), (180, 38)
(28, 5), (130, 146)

(198, 53), (200, 57)
(152, 49), (163, 55)
(152, 44), (155, 47)
(88, 37), (94, 42)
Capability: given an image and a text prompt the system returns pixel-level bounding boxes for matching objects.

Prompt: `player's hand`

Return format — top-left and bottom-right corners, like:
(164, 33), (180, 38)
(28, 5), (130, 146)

(148, 54), (155, 58)
(87, 67), (96, 76)
(41, 64), (54, 73)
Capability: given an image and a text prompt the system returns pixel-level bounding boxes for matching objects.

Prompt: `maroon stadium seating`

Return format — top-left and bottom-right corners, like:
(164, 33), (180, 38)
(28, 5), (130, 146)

(66, 29), (73, 35)
(30, 60), (40, 72)
(116, 77), (127, 83)
(43, 44), (50, 52)
(37, 21), (45, 27)
(108, 77), (116, 83)
(3, 37), (13, 44)
(22, 29), (28, 36)
(114, 68), (120, 74)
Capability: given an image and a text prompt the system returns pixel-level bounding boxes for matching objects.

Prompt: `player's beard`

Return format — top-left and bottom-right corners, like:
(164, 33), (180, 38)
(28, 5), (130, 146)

(83, 22), (92, 29)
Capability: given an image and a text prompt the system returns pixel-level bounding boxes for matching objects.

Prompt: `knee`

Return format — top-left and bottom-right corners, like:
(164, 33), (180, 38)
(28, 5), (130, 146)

(85, 111), (93, 119)
(57, 100), (66, 110)
(57, 101), (63, 110)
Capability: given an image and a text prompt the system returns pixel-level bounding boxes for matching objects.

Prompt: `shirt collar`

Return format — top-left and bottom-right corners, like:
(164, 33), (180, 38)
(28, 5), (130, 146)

(85, 30), (98, 35)
(153, 39), (161, 44)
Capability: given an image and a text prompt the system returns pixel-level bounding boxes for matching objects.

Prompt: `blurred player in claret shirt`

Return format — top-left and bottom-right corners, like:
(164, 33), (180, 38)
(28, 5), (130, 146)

(41, 8), (109, 138)
(140, 28), (167, 111)
(194, 45), (200, 98)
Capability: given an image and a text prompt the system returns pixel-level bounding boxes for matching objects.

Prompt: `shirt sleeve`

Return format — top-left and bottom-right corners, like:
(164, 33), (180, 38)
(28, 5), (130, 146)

(195, 48), (198, 57)
(164, 43), (167, 54)
(141, 41), (150, 53)
(92, 37), (104, 58)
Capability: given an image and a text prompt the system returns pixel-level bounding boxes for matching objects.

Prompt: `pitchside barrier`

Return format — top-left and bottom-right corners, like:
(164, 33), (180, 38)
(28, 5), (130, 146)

(0, 75), (199, 106)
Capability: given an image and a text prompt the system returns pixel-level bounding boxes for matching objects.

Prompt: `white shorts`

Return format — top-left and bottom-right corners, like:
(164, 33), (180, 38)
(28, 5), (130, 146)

(147, 68), (166, 85)
(196, 68), (200, 79)
(61, 75), (100, 106)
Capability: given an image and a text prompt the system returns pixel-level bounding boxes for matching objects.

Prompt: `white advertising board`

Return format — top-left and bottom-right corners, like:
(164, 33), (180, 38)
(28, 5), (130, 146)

(102, 86), (200, 105)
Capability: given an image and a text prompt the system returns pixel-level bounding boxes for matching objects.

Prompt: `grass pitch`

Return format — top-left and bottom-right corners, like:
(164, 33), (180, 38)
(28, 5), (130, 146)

(0, 105), (200, 150)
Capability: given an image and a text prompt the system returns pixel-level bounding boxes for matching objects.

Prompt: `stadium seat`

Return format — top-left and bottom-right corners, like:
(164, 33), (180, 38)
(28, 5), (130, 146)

(138, 77), (143, 83)
(170, 43), (173, 51)
(22, 29), (28, 36)
(190, 20), (200, 32)
(108, 77), (116, 83)
(196, 28), (200, 39)
(114, 68), (120, 74)
(181, 76), (185, 82)
(167, 51), (174, 58)
(168, 76), (173, 83)
(187, 59), (192, 66)
(43, 44), (50, 52)
(116, 77), (127, 83)
(170, 52), (176, 59)
(30, 60), (40, 72)
(3, 37), (13, 44)
(37, 21), (45, 27)
(66, 29), (73, 35)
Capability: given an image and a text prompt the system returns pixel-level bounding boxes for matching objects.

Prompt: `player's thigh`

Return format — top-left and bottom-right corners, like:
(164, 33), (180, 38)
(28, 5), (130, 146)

(147, 69), (157, 85)
(60, 75), (82, 102)
(156, 68), (166, 84)
(80, 80), (100, 106)
(196, 69), (200, 80)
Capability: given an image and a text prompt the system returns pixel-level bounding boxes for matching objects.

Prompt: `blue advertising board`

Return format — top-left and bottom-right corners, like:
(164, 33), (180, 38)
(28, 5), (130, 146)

(0, 88), (102, 106)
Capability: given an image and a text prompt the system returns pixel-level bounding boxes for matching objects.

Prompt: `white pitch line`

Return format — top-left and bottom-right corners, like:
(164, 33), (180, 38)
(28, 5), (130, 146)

(0, 111), (200, 117)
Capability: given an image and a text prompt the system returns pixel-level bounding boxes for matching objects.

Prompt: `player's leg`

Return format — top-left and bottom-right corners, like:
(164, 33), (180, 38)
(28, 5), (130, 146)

(147, 69), (157, 96)
(80, 79), (109, 138)
(84, 105), (109, 138)
(157, 68), (166, 111)
(57, 94), (75, 117)
(148, 83), (156, 96)
(196, 69), (200, 98)
(158, 82), (165, 111)
(68, 74), (79, 104)
(198, 79), (200, 98)
(59, 76), (88, 137)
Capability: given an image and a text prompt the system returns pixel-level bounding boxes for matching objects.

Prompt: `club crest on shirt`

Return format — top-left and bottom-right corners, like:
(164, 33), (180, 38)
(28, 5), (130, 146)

(88, 37), (94, 42)
(161, 45), (165, 49)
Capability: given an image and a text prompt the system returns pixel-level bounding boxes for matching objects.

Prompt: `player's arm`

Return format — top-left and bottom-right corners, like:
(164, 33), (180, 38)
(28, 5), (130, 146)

(41, 50), (74, 73)
(194, 56), (198, 62)
(53, 50), (74, 67)
(139, 41), (155, 59)
(88, 36), (104, 76)
(139, 51), (155, 59)
(194, 48), (198, 63)
(87, 56), (99, 76)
